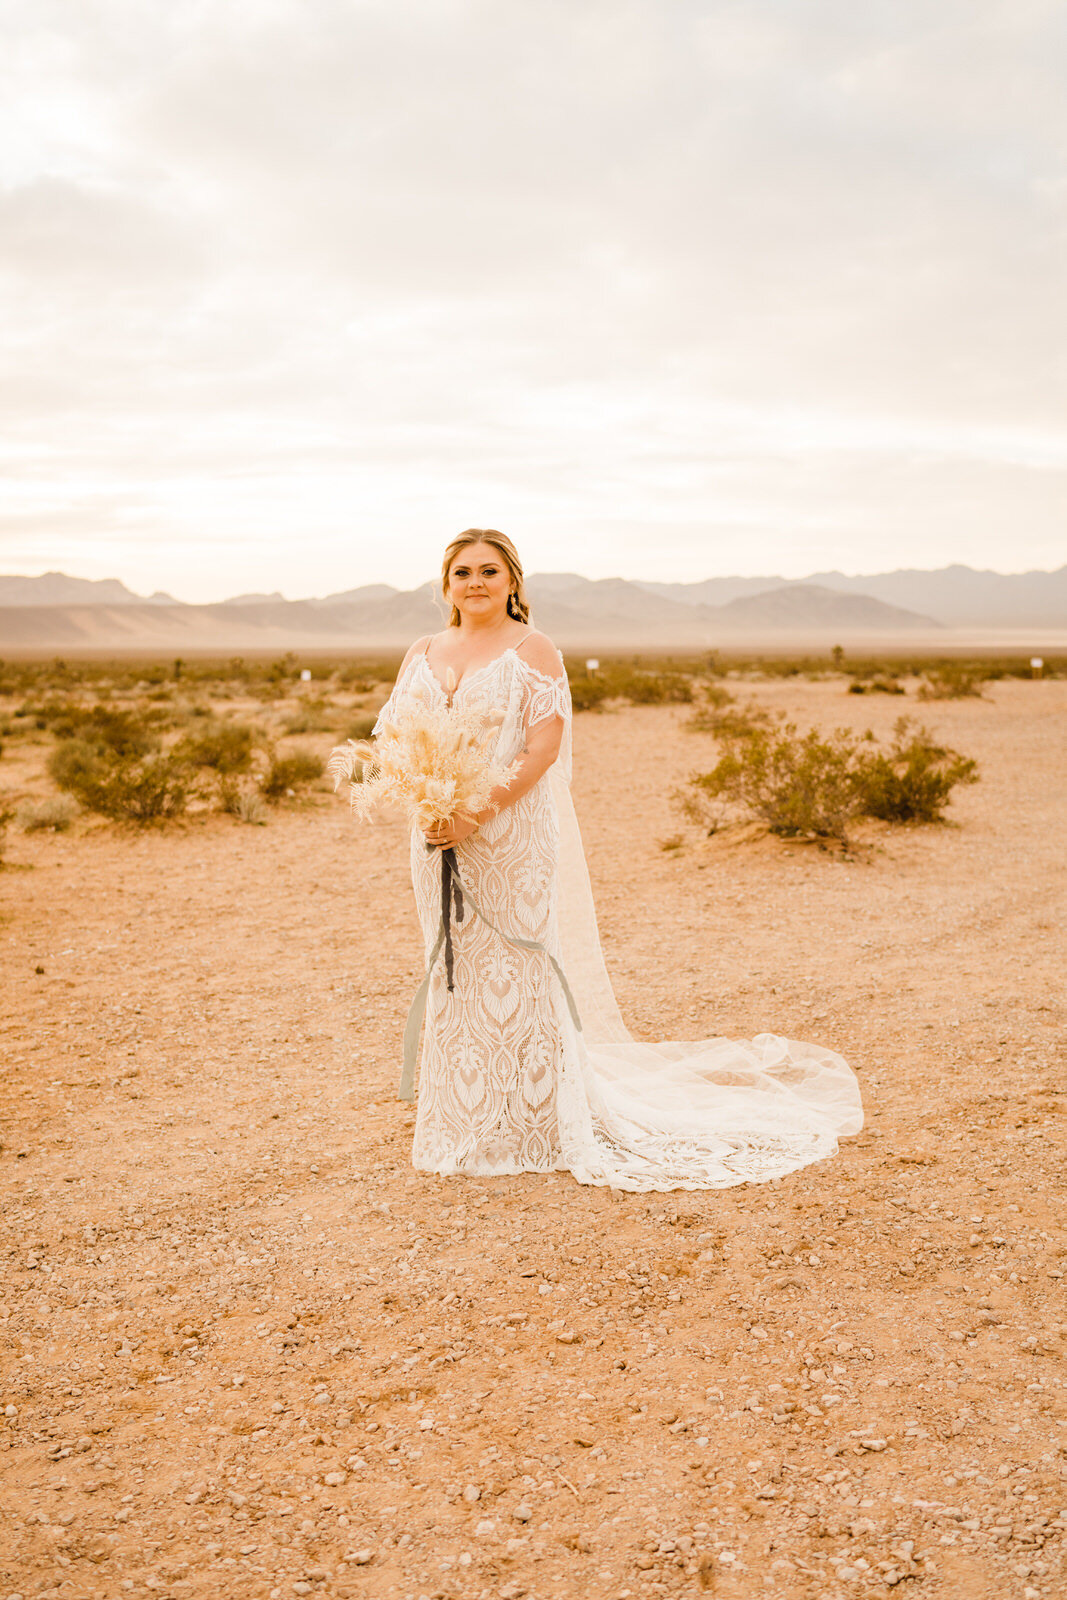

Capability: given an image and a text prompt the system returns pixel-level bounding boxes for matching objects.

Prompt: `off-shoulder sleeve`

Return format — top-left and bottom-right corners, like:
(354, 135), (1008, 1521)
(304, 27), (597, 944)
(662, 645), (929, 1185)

(372, 656), (424, 735)
(520, 653), (572, 783)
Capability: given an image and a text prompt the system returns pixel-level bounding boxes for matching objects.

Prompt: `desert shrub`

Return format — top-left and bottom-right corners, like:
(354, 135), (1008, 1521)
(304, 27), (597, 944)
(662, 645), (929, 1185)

(616, 669), (693, 705)
(217, 776), (268, 824)
(268, 653), (300, 685)
(49, 741), (192, 822)
(854, 718), (978, 823)
(261, 748), (324, 801)
(237, 790), (267, 824)
(237, 791), (267, 824)
(684, 715), (979, 845)
(686, 722), (868, 845)
(18, 795), (79, 833)
(848, 677), (905, 695)
(44, 702), (161, 756)
(176, 719), (255, 774)
(281, 699), (342, 735)
(917, 663), (987, 700)
(567, 675), (612, 712)
(48, 738), (107, 794)
(687, 687), (771, 738)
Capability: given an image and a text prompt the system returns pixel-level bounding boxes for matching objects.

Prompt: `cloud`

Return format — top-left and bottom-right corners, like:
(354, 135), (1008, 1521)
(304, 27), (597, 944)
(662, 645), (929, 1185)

(0, 0), (1064, 598)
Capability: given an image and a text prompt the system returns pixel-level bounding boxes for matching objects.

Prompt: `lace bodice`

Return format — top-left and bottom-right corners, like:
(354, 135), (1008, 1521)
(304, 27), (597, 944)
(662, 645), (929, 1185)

(376, 645), (573, 781)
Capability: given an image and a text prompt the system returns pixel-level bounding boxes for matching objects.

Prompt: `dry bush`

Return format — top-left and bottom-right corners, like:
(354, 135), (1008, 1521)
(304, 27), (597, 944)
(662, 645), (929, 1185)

(917, 663), (988, 700)
(565, 663), (694, 711)
(566, 674), (611, 712)
(683, 717), (978, 847)
(39, 702), (162, 756)
(686, 722), (868, 845)
(236, 791), (268, 825)
(618, 669), (692, 705)
(281, 700), (342, 735)
(686, 686), (771, 738)
(855, 718), (979, 824)
(261, 748), (325, 802)
(18, 795), (79, 833)
(175, 719), (255, 774)
(48, 745), (192, 823)
(217, 777), (267, 824)
(848, 677), (906, 696)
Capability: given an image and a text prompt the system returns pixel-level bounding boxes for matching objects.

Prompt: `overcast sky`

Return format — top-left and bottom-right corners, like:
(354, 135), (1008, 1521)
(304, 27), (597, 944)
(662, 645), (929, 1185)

(1, 0), (1064, 601)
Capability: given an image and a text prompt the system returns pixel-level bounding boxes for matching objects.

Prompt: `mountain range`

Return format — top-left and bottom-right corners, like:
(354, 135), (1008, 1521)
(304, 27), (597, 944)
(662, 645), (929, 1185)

(0, 565), (1063, 652)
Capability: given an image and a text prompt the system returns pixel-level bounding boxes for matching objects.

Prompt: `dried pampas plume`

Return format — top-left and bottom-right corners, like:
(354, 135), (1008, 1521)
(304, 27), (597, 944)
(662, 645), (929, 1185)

(327, 700), (518, 833)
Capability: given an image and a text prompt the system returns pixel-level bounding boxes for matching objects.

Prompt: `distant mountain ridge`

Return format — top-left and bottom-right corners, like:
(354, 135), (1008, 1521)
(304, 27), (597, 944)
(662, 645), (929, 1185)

(2, 563), (1063, 626)
(638, 564), (1067, 627)
(0, 564), (1063, 649)
(0, 571), (179, 606)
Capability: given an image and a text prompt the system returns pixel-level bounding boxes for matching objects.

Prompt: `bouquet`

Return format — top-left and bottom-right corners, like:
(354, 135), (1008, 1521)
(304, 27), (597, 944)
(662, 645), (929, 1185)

(327, 683), (520, 992)
(326, 686), (519, 832)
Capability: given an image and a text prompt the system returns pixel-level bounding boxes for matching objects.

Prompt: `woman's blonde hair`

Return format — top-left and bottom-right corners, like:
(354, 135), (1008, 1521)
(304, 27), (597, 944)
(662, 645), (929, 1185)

(441, 529), (530, 627)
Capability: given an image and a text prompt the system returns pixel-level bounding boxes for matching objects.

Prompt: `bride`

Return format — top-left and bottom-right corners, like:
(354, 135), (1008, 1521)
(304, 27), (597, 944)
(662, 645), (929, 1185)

(374, 528), (863, 1190)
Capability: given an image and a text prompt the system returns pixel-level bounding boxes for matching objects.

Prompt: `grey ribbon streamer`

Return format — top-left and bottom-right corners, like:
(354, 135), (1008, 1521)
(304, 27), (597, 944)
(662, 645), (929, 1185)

(398, 865), (584, 1102)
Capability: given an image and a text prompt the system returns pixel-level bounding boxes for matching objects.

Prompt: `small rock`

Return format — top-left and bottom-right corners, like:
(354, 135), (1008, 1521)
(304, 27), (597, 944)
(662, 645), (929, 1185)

(860, 1438), (888, 1452)
(293, 1585), (312, 1596)
(555, 1331), (580, 1345)
(347, 1549), (374, 1565)
(313, 1391), (331, 1407)
(462, 1484), (481, 1503)
(474, 1518), (496, 1537)
(323, 1471), (346, 1487)
(513, 1502), (532, 1522)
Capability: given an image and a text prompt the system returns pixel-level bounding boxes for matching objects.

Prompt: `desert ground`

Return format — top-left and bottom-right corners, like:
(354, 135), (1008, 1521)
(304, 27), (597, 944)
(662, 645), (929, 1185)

(1, 673), (1064, 1600)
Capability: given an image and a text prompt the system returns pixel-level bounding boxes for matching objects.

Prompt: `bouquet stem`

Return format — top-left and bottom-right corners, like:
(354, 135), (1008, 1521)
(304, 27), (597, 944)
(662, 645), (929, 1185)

(434, 844), (465, 990)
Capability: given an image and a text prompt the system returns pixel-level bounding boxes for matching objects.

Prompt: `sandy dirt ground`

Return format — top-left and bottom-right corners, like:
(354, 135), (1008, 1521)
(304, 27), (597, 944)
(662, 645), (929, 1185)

(1, 677), (1064, 1600)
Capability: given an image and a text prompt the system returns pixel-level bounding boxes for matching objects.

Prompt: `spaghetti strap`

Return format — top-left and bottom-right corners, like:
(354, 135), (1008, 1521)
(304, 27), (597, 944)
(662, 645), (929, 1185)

(513, 631), (536, 656)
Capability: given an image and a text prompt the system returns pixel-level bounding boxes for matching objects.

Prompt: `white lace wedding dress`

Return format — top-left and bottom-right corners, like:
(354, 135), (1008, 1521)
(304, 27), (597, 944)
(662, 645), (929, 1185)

(375, 646), (863, 1191)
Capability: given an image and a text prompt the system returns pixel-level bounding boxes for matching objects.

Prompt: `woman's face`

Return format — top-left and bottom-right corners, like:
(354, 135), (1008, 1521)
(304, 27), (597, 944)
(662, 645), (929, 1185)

(446, 542), (513, 623)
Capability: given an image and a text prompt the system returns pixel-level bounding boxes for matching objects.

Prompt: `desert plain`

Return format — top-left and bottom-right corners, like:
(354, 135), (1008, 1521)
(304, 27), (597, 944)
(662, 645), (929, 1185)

(1, 669), (1064, 1600)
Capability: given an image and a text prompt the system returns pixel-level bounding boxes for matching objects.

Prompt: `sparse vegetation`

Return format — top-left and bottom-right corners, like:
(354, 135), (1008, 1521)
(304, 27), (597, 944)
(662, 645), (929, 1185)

(856, 717), (979, 824)
(48, 745), (193, 823)
(683, 716), (979, 846)
(848, 676), (906, 695)
(685, 721), (869, 845)
(18, 795), (79, 833)
(686, 686), (771, 738)
(261, 748), (325, 802)
(566, 673), (612, 712)
(218, 776), (268, 824)
(236, 790), (268, 825)
(917, 663), (988, 700)
(175, 719), (256, 774)
(564, 661), (695, 710)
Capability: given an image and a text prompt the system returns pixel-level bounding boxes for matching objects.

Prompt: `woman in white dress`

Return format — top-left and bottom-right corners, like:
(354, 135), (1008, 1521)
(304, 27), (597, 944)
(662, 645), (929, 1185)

(376, 529), (863, 1191)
